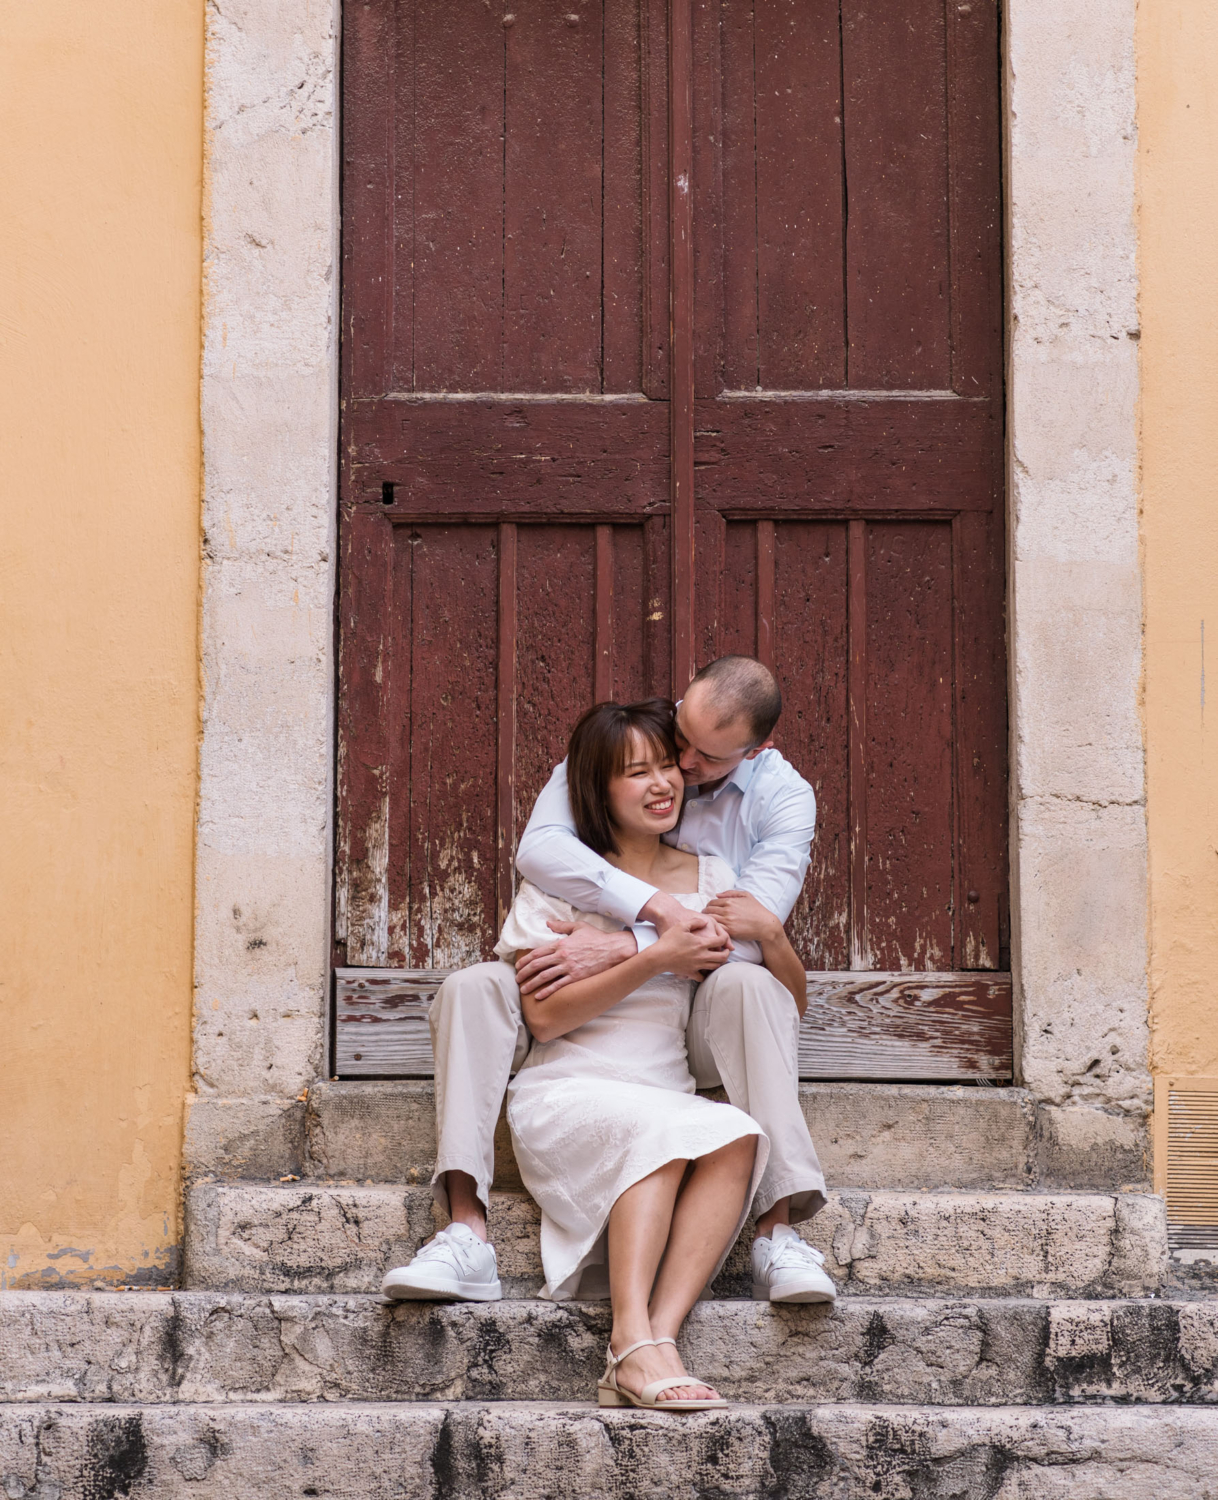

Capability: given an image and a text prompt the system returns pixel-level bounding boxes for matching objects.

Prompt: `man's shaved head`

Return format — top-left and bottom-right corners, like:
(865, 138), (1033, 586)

(687, 656), (782, 746)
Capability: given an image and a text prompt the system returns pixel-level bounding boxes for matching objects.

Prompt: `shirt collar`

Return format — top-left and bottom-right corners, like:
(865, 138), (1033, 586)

(695, 752), (756, 801)
(724, 753), (757, 794)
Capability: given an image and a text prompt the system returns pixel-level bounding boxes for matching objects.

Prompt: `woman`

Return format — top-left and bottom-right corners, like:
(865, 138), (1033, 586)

(496, 699), (808, 1411)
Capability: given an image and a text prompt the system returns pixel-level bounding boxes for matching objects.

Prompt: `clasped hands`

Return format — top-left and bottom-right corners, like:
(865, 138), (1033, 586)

(515, 888), (781, 1001)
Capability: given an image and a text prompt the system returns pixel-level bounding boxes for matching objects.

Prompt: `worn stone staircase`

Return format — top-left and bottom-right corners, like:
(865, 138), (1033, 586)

(3, 1084), (1217, 1496)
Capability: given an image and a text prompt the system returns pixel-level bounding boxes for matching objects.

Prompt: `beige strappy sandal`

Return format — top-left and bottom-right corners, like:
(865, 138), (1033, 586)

(597, 1336), (728, 1410)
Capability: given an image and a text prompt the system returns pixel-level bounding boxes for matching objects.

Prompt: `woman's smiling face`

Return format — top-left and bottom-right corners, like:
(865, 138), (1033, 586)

(606, 728), (684, 841)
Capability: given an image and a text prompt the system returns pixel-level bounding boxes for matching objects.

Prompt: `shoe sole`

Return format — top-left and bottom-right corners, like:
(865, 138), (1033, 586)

(381, 1276), (503, 1303)
(752, 1280), (836, 1305)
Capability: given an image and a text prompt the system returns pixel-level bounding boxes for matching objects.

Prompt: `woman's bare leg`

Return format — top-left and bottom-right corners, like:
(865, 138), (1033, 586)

(607, 1158), (715, 1404)
(648, 1135), (757, 1345)
(608, 1136), (756, 1404)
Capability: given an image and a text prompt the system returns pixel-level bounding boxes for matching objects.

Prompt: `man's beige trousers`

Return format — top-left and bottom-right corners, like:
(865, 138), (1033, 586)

(428, 960), (826, 1223)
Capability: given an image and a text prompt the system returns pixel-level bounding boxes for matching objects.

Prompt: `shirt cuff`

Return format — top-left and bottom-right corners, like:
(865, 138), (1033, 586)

(632, 922), (659, 952)
(598, 867), (660, 927)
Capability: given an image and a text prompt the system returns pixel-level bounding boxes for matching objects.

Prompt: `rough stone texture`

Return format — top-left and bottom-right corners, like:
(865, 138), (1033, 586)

(183, 1184), (1167, 1299)
(300, 1082), (1151, 1194)
(306, 1084), (522, 1191)
(2, 1402), (1217, 1498)
(1007, 0), (1151, 1116)
(1033, 1103), (1150, 1190)
(2, 1292), (1216, 1408)
(194, 0), (340, 1098)
(184, 1097), (306, 1182)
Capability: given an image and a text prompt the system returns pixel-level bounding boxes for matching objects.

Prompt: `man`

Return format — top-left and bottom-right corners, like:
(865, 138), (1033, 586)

(382, 655), (832, 1305)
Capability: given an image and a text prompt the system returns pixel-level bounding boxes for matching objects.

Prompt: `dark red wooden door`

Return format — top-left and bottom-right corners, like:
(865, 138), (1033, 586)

(337, 1), (1006, 990)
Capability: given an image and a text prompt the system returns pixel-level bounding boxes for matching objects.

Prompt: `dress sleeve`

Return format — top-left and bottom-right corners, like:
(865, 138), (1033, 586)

(493, 881), (622, 961)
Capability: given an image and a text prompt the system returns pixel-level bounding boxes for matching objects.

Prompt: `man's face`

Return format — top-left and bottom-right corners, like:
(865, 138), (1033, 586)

(674, 682), (771, 789)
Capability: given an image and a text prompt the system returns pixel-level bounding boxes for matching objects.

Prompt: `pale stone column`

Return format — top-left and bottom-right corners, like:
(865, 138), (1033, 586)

(188, 0), (340, 1168)
(1006, 0), (1151, 1160)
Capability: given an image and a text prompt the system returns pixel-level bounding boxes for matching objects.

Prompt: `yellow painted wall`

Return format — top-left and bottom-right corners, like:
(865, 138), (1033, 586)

(0, 1), (203, 1286)
(1140, 0), (1218, 1083)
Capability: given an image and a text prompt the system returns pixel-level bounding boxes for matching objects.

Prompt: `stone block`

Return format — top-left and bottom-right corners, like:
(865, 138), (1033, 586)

(183, 1098), (307, 1182)
(2, 1401), (1217, 1498)
(2, 1292), (1216, 1409)
(184, 1183), (1167, 1299)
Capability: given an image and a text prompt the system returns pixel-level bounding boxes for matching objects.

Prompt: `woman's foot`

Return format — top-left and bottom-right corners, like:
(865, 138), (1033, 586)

(610, 1339), (721, 1405)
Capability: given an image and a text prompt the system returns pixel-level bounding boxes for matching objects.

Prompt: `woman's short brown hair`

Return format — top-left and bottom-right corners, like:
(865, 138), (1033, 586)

(567, 699), (679, 856)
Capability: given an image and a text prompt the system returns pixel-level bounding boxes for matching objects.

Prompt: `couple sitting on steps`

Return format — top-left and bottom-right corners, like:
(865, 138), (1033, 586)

(382, 656), (831, 1412)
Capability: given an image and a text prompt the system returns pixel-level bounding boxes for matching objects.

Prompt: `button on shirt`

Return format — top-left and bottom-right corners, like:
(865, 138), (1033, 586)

(514, 748), (816, 959)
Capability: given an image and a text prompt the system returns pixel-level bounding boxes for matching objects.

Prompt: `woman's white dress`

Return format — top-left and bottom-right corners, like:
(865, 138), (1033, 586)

(498, 854), (769, 1301)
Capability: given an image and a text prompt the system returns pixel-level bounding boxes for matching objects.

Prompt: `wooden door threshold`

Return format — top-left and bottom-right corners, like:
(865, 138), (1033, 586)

(333, 968), (1012, 1082)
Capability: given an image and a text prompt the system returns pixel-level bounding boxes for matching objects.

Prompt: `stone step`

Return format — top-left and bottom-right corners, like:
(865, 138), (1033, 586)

(2, 1401), (1217, 1497)
(184, 1081), (1150, 1192)
(184, 1182), (1167, 1299)
(2, 1291), (1215, 1408)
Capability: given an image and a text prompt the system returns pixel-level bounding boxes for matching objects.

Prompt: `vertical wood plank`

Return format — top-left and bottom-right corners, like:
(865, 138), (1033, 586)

(389, 0), (414, 391)
(604, 0), (645, 392)
(754, 0), (846, 388)
(755, 519), (776, 671)
(718, 0), (758, 391)
(611, 524), (648, 703)
(382, 521), (417, 962)
(497, 523), (518, 930)
(953, 510), (1007, 968)
(694, 507), (725, 668)
(409, 527), (501, 967)
(776, 521), (851, 970)
(342, 0), (396, 399)
(847, 518), (868, 969)
(946, 0), (1002, 397)
(719, 520), (756, 659)
(595, 524), (615, 702)
(412, 0), (504, 390)
(670, 0), (696, 691)
(336, 509), (396, 963)
(504, 4), (604, 391)
(865, 522), (954, 969)
(691, 0), (724, 396)
(644, 514), (672, 699)
(515, 526), (598, 840)
(843, 0), (950, 390)
(641, 0), (670, 398)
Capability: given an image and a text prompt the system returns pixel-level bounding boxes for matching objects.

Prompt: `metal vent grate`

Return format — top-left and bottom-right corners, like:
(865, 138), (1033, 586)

(1159, 1079), (1218, 1257)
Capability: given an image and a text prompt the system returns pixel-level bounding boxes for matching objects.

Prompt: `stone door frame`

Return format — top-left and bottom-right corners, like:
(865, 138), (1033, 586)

(190, 0), (1148, 1176)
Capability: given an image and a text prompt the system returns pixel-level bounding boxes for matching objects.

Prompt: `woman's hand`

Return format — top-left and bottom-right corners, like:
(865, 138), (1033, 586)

(652, 919), (733, 979)
(703, 889), (783, 943)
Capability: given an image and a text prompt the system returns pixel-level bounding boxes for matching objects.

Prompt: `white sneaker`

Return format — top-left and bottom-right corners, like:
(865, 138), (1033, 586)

(751, 1223), (837, 1304)
(381, 1223), (502, 1302)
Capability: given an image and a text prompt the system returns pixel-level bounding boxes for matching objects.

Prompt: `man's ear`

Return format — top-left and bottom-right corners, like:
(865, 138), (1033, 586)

(743, 738), (775, 760)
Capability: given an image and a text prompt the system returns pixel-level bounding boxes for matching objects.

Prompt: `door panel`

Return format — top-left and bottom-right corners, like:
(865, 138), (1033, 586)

(688, 0), (1005, 973)
(338, 1), (1008, 1019)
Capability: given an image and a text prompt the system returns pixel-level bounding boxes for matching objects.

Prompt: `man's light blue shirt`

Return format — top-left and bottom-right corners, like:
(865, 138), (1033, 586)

(514, 748), (816, 958)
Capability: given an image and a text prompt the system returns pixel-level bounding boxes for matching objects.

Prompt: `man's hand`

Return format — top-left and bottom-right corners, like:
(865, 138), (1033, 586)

(639, 889), (733, 950)
(703, 889), (783, 943)
(515, 921), (638, 999)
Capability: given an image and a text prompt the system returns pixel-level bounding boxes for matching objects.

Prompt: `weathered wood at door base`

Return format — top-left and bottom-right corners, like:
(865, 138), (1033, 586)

(334, 968), (1012, 1082)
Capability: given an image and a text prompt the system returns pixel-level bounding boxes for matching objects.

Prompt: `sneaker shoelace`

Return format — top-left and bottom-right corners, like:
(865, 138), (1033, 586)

(413, 1230), (488, 1277)
(767, 1236), (825, 1272)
